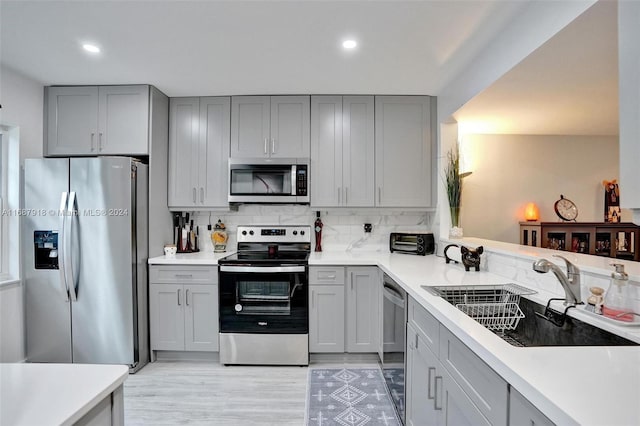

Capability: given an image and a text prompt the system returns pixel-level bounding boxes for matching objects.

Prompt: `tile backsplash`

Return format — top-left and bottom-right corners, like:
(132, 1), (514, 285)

(190, 205), (434, 252)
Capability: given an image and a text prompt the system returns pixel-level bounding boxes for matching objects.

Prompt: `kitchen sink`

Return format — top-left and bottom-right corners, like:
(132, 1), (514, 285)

(422, 284), (638, 347)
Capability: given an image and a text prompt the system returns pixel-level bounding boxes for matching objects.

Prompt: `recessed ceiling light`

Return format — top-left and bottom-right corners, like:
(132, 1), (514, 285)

(82, 44), (101, 53)
(342, 40), (357, 49)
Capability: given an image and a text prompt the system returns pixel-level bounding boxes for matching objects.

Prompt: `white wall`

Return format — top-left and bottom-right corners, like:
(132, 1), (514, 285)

(0, 64), (44, 162)
(459, 134), (624, 244)
(0, 65), (44, 362)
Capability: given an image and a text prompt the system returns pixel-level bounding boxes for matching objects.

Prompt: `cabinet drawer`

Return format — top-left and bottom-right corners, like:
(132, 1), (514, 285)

(408, 297), (439, 353)
(439, 325), (508, 426)
(150, 265), (217, 284)
(309, 266), (345, 285)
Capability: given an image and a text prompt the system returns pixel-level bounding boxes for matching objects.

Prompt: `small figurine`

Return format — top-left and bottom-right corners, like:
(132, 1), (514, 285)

(586, 287), (605, 314)
(444, 244), (483, 271)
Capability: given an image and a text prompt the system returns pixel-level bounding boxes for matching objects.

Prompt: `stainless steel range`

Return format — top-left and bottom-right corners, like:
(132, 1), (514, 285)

(218, 225), (310, 366)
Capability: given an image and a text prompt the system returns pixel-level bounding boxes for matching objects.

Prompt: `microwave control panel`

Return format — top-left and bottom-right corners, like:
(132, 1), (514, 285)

(296, 165), (308, 196)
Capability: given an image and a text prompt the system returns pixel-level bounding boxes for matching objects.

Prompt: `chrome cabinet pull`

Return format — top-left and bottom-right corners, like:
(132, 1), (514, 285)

(90, 133), (95, 151)
(427, 367), (436, 399)
(434, 376), (443, 410)
(175, 274), (193, 278)
(378, 187), (382, 204)
(177, 289), (181, 306)
(200, 187), (204, 203)
(98, 132), (103, 151)
(345, 187), (348, 205)
(264, 138), (268, 154)
(337, 187), (341, 205)
(185, 289), (190, 306)
(192, 188), (196, 203)
(271, 138), (276, 154)
(311, 290), (315, 308)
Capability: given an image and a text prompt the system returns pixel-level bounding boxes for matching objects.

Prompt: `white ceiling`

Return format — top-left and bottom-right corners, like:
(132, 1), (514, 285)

(0, 0), (528, 96)
(454, 0), (618, 136)
(0, 1), (617, 136)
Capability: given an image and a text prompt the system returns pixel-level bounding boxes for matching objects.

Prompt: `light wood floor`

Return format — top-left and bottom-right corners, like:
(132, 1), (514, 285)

(124, 360), (379, 425)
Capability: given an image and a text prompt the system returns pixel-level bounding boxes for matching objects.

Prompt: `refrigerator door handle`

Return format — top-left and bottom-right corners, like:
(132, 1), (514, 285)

(58, 192), (70, 302)
(66, 191), (78, 302)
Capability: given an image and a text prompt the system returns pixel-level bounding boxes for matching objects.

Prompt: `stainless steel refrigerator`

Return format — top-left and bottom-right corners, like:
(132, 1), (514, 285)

(24, 157), (149, 372)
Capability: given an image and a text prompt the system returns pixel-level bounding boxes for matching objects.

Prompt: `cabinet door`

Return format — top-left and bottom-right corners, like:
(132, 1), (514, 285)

(199, 97), (230, 207)
(406, 323), (439, 426)
(310, 96), (343, 207)
(346, 267), (379, 352)
(270, 96), (310, 158)
(343, 96), (375, 207)
(509, 388), (554, 426)
(230, 96), (270, 157)
(184, 284), (219, 352)
(168, 98), (200, 208)
(439, 368), (491, 426)
(98, 85), (149, 155)
(309, 285), (345, 353)
(45, 86), (98, 156)
(375, 96), (433, 207)
(149, 284), (184, 351)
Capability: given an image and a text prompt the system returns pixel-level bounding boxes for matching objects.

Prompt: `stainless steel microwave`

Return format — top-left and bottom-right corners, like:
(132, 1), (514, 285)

(228, 158), (310, 204)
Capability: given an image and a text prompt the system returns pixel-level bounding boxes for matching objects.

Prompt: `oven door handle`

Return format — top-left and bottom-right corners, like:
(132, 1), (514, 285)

(219, 265), (306, 273)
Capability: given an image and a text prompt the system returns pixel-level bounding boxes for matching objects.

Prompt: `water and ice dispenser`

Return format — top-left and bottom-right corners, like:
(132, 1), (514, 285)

(34, 231), (59, 269)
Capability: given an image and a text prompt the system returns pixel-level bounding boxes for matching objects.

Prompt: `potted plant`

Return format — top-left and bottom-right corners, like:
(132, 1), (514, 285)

(444, 145), (467, 238)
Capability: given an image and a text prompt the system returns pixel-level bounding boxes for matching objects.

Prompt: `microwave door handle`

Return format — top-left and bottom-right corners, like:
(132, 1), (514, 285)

(58, 192), (70, 302)
(291, 165), (297, 196)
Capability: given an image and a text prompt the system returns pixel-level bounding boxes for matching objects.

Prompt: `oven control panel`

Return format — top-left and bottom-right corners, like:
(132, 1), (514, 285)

(237, 225), (311, 243)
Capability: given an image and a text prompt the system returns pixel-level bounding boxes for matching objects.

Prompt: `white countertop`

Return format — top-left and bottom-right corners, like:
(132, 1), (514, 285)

(148, 248), (640, 425)
(148, 251), (233, 265)
(0, 363), (128, 426)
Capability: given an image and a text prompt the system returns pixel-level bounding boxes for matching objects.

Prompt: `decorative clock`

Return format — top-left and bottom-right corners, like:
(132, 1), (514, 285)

(554, 195), (578, 221)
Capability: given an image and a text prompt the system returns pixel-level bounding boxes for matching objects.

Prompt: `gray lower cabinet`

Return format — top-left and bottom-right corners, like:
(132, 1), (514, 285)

(231, 95), (310, 158)
(168, 96), (230, 209)
(149, 266), (219, 356)
(310, 95), (375, 207)
(346, 266), (380, 353)
(74, 385), (124, 426)
(308, 266), (379, 353)
(309, 284), (345, 352)
(374, 95), (434, 207)
(509, 389), (555, 426)
(45, 85), (151, 156)
(406, 296), (505, 426)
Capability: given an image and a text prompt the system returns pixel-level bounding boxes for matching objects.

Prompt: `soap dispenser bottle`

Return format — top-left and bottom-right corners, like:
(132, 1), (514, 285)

(602, 263), (633, 322)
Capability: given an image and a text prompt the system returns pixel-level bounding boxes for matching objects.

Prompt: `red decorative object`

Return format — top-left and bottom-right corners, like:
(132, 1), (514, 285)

(314, 212), (323, 252)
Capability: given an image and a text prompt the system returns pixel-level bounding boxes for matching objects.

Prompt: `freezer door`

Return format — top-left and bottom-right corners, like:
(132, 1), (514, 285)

(70, 157), (137, 365)
(24, 158), (72, 362)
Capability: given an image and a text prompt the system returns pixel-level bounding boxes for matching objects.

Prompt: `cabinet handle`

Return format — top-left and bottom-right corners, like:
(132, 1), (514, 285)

(98, 132), (103, 151)
(427, 367), (436, 399)
(345, 187), (348, 205)
(337, 187), (341, 205)
(311, 290), (315, 308)
(434, 376), (443, 411)
(200, 187), (204, 203)
(193, 188), (196, 203)
(271, 138), (276, 154)
(185, 289), (190, 306)
(175, 274), (193, 278)
(264, 138), (268, 155)
(177, 289), (181, 306)
(415, 334), (419, 349)
(378, 187), (382, 204)
(90, 133), (96, 151)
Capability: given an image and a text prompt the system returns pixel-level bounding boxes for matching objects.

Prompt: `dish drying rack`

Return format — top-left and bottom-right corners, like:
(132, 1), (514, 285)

(444, 284), (537, 332)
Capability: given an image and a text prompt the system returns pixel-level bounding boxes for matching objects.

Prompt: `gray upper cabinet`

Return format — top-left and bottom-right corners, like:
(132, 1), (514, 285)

(45, 85), (151, 156)
(231, 95), (310, 158)
(45, 86), (99, 156)
(168, 97), (230, 209)
(311, 96), (374, 207)
(375, 96), (433, 208)
(97, 85), (149, 155)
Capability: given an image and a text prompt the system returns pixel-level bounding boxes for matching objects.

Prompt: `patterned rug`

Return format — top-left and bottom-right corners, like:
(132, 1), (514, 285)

(306, 368), (401, 426)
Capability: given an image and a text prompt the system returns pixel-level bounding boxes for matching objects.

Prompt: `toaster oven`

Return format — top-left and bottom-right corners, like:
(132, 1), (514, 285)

(389, 232), (434, 256)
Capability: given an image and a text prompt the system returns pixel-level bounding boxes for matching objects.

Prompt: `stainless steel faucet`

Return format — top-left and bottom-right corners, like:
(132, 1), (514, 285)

(532, 255), (582, 305)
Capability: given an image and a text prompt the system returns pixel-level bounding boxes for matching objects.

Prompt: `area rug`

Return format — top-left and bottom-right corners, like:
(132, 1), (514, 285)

(306, 368), (401, 426)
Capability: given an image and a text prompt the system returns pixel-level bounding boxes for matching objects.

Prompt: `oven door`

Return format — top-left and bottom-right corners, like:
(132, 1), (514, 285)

(219, 265), (308, 334)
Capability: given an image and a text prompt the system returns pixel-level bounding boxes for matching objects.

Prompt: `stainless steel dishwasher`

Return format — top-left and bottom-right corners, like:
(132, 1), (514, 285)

(379, 274), (407, 424)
